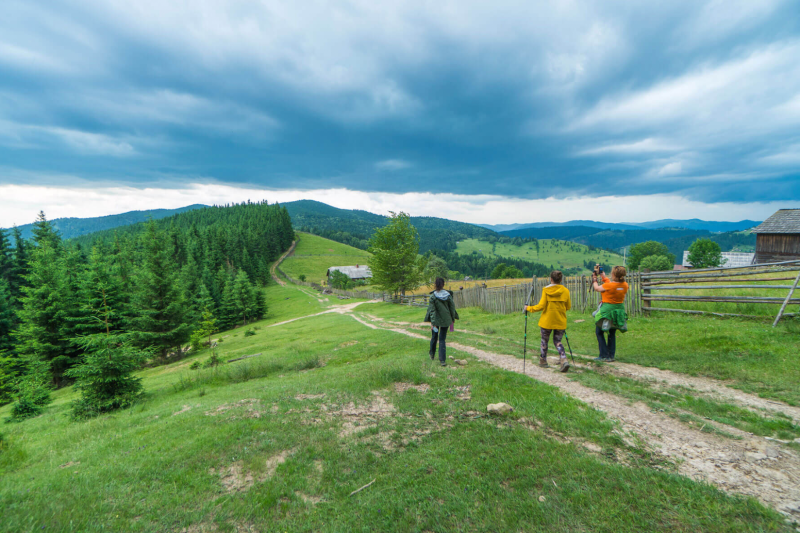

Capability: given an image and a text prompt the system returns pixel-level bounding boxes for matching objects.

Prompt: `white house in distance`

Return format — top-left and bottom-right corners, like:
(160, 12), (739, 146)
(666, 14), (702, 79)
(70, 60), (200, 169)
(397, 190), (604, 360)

(326, 264), (372, 281)
(682, 251), (755, 269)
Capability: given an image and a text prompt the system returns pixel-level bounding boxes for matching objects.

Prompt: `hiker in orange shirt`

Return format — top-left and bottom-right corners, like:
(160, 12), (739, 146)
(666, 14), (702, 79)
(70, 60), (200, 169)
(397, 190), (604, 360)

(591, 265), (629, 362)
(525, 270), (571, 373)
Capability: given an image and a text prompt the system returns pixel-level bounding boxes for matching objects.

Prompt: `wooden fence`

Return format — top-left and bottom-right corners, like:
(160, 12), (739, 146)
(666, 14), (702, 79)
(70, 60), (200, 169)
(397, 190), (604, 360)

(452, 273), (644, 317)
(277, 264), (649, 316)
(640, 260), (800, 325)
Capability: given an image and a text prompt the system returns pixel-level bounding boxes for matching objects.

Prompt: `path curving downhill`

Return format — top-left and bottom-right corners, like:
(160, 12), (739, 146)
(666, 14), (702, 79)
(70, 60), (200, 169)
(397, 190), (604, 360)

(270, 240), (296, 286)
(345, 310), (800, 523)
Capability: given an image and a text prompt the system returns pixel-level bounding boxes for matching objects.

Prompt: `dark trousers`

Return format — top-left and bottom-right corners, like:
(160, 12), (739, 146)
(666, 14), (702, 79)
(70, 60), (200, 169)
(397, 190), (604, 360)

(596, 325), (616, 359)
(430, 327), (448, 362)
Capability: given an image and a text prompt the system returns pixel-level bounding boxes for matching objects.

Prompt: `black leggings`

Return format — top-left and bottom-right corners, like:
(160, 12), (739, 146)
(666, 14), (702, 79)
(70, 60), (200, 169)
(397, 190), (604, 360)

(430, 327), (448, 363)
(596, 325), (617, 359)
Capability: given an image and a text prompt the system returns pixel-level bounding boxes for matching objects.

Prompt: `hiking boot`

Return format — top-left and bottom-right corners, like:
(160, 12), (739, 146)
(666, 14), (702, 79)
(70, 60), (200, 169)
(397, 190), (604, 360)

(538, 358), (549, 368)
(440, 362), (447, 367)
(594, 356), (610, 362)
(429, 352), (435, 360)
(606, 357), (615, 362)
(559, 359), (570, 373)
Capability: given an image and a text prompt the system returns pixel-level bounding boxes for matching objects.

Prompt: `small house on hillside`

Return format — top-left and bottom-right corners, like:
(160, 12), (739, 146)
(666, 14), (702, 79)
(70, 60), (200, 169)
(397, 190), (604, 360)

(326, 264), (372, 281)
(681, 251), (755, 269)
(752, 209), (800, 264)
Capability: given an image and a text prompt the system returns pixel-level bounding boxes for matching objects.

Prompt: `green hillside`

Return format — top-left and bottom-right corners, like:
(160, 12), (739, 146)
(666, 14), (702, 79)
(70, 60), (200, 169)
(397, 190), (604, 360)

(280, 232), (371, 284)
(8, 204), (208, 240)
(284, 199), (497, 253)
(1, 281), (791, 532)
(455, 238), (625, 274)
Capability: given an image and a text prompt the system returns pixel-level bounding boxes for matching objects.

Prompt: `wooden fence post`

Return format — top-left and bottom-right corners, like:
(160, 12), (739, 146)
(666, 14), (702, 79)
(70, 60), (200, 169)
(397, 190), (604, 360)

(641, 270), (650, 316)
(773, 269), (800, 327)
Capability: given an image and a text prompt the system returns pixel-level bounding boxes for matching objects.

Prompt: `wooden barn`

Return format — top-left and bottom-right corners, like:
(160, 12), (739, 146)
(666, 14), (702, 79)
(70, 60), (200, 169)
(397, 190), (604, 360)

(752, 209), (800, 264)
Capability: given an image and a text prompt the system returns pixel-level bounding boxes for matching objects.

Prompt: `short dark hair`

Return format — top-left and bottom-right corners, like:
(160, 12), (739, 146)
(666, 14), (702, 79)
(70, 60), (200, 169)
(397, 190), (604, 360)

(550, 270), (563, 284)
(435, 277), (445, 290)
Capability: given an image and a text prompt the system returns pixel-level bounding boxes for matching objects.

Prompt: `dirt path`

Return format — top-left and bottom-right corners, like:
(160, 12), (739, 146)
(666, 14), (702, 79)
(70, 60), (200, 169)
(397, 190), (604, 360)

(364, 316), (800, 425)
(270, 241), (297, 286)
(346, 312), (800, 523)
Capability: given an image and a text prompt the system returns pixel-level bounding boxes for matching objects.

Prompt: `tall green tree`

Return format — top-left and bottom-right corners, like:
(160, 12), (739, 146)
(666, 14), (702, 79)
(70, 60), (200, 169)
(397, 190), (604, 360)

(368, 212), (423, 297)
(627, 241), (675, 271)
(639, 255), (672, 272)
(130, 222), (190, 360)
(423, 255), (449, 287)
(687, 238), (723, 269)
(15, 240), (73, 385)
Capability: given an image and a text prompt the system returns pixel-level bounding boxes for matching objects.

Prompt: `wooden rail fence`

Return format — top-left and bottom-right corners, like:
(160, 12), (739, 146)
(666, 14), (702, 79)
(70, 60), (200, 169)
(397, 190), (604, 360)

(639, 260), (800, 325)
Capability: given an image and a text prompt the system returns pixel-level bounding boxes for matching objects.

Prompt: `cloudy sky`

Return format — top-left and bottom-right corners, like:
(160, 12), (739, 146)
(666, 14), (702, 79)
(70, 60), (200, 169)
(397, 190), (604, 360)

(1, 0), (799, 227)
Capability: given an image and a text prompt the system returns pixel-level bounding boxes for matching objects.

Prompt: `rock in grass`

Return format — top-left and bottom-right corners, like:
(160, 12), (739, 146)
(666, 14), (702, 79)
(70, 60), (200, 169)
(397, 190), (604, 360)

(487, 403), (513, 415)
(455, 359), (468, 366)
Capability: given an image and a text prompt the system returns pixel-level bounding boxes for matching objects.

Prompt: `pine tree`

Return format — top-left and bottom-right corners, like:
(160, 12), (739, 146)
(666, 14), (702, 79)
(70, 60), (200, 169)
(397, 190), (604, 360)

(232, 270), (257, 325)
(9, 226), (28, 301)
(190, 307), (217, 351)
(130, 221), (190, 361)
(15, 240), (72, 385)
(0, 229), (13, 286)
(0, 279), (15, 354)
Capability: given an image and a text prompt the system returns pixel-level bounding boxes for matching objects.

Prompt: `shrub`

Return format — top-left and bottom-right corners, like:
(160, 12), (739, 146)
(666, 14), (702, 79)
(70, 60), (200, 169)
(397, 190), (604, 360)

(298, 274), (307, 282)
(203, 353), (224, 368)
(65, 335), (148, 420)
(189, 361), (201, 370)
(6, 361), (52, 423)
(244, 329), (256, 337)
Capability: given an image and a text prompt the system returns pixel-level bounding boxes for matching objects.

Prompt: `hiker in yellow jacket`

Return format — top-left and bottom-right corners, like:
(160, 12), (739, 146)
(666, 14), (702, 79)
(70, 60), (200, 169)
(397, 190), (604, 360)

(526, 270), (571, 373)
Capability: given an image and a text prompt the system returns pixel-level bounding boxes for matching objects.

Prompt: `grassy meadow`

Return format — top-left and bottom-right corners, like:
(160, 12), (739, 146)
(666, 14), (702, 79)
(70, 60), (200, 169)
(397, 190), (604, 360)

(455, 238), (624, 273)
(1, 280), (796, 532)
(279, 232), (371, 285)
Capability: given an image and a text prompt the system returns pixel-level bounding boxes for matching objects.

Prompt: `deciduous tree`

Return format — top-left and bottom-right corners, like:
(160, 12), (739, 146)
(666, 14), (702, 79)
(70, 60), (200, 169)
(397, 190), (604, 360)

(368, 212), (423, 297)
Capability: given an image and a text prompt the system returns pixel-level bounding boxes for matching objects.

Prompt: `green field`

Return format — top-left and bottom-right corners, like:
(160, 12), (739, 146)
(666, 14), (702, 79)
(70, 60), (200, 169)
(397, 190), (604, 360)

(1, 281), (793, 532)
(280, 232), (371, 284)
(455, 238), (625, 273)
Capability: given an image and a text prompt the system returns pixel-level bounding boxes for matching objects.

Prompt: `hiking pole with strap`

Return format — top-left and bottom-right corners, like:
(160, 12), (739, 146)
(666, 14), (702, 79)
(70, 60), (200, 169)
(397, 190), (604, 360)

(564, 332), (576, 365)
(522, 281), (535, 374)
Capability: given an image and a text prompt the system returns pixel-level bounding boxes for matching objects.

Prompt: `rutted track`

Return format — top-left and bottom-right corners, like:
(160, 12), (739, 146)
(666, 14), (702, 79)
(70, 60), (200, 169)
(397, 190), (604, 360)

(346, 311), (800, 523)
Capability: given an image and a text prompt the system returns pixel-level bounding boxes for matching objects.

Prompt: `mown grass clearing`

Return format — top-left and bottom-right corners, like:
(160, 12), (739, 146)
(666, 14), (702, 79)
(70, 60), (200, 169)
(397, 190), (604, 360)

(0, 286), (791, 532)
(455, 238), (624, 273)
(280, 233), (371, 284)
(358, 303), (800, 406)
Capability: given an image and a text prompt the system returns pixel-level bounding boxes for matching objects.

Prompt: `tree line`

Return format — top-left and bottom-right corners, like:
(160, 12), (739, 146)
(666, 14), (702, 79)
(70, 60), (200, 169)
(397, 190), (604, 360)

(0, 201), (294, 419)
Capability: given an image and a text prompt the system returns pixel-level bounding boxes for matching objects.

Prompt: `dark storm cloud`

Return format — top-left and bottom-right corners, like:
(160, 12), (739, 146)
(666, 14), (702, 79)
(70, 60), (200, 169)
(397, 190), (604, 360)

(0, 0), (798, 202)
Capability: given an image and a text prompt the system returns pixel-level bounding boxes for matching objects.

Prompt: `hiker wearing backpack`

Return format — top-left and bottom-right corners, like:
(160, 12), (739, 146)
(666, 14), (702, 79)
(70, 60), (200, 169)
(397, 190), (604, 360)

(525, 270), (571, 373)
(424, 277), (459, 366)
(591, 265), (629, 362)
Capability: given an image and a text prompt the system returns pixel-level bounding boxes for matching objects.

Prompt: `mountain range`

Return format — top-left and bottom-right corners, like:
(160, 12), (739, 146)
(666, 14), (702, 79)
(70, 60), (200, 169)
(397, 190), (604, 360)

(481, 219), (760, 233)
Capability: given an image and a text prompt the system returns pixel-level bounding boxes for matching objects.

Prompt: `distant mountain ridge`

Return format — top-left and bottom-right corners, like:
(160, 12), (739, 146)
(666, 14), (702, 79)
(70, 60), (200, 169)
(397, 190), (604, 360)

(283, 199), (497, 253)
(7, 205), (208, 240)
(481, 219), (760, 233)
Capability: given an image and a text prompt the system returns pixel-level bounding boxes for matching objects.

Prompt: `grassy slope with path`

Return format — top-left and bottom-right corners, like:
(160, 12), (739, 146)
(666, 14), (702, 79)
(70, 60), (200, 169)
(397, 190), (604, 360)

(455, 238), (625, 273)
(1, 282), (792, 532)
(279, 232), (371, 285)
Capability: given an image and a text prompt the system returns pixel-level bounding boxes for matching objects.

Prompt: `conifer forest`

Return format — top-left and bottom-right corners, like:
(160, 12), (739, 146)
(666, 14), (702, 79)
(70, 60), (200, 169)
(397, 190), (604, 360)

(0, 202), (294, 417)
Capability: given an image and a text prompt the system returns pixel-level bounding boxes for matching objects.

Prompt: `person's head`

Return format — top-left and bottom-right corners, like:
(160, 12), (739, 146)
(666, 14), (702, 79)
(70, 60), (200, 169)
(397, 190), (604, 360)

(435, 277), (445, 291)
(612, 266), (626, 282)
(550, 270), (563, 284)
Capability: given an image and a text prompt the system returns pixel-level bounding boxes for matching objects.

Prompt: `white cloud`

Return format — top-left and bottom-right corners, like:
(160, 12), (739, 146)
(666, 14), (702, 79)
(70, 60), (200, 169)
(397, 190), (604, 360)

(375, 159), (412, 171)
(657, 162), (683, 176)
(579, 138), (681, 156)
(0, 183), (789, 228)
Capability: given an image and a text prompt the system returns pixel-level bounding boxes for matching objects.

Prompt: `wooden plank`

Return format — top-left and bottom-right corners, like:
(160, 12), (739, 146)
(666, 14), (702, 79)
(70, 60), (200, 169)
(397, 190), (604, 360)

(642, 295), (800, 303)
(773, 270), (800, 327)
(640, 259), (800, 277)
(644, 277), (798, 285)
(641, 266), (800, 280)
(649, 308), (798, 319)
(645, 285), (795, 290)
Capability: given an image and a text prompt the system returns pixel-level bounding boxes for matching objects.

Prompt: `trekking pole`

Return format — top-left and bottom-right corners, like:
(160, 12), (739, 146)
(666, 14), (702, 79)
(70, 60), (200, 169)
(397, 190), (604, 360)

(564, 332), (576, 365)
(522, 281), (535, 374)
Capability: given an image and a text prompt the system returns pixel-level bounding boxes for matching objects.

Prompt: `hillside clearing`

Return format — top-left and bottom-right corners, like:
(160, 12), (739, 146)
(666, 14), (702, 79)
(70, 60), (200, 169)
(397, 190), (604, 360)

(279, 232), (371, 285)
(2, 282), (796, 531)
(455, 238), (624, 273)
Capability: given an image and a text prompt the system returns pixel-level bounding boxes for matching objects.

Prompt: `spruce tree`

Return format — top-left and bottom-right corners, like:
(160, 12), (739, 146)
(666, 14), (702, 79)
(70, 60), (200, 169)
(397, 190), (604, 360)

(232, 270), (257, 325)
(130, 221), (190, 361)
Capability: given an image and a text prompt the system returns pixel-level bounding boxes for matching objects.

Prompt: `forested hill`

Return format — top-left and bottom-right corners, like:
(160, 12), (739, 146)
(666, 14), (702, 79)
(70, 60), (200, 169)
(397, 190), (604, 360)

(283, 199), (497, 252)
(8, 204), (208, 240)
(0, 201), (294, 396)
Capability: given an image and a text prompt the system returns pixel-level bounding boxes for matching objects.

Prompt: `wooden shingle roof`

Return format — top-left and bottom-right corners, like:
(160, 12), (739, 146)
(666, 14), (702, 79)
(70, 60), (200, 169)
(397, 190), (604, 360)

(752, 209), (800, 234)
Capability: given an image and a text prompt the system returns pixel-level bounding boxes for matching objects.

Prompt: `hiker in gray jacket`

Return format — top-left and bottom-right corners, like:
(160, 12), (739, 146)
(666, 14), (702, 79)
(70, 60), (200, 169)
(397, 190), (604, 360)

(424, 277), (459, 366)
